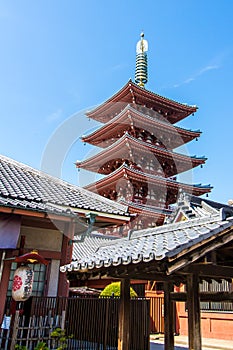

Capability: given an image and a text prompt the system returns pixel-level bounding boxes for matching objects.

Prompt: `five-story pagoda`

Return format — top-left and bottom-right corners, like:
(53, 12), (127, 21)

(76, 33), (211, 233)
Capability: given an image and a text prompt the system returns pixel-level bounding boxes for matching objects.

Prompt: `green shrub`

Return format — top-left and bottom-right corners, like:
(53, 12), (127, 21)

(15, 327), (72, 350)
(15, 343), (48, 350)
(34, 343), (49, 350)
(51, 327), (72, 349)
(99, 282), (137, 298)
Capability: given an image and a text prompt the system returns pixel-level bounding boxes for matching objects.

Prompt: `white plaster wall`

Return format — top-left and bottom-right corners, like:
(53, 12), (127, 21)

(20, 226), (63, 251)
(47, 259), (60, 296)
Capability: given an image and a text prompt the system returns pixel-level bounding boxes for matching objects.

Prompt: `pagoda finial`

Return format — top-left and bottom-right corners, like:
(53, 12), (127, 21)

(135, 32), (148, 88)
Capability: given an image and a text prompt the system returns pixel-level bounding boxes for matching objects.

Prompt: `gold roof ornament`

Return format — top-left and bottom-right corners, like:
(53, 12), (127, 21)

(135, 32), (148, 88)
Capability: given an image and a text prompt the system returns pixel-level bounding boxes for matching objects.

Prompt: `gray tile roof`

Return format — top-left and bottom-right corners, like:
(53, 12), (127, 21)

(61, 213), (233, 274)
(166, 193), (233, 223)
(0, 155), (129, 217)
(72, 233), (118, 261)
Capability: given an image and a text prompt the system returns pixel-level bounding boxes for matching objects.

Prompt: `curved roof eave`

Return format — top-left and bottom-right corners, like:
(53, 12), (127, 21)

(86, 80), (197, 122)
(84, 163), (212, 195)
(76, 133), (206, 172)
(83, 104), (201, 144)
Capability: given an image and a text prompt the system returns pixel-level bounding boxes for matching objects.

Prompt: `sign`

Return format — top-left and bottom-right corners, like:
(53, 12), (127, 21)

(1, 315), (11, 330)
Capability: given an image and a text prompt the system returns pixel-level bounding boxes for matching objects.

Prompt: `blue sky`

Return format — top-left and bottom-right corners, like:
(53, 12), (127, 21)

(0, 1), (233, 204)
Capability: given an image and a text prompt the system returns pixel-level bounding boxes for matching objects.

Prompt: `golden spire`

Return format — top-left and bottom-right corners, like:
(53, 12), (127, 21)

(135, 32), (148, 88)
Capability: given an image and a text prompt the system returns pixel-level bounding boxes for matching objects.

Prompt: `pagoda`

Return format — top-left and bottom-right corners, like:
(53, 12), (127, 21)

(76, 33), (211, 233)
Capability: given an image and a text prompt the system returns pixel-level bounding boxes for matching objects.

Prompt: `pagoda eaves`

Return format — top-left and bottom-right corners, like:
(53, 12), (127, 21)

(84, 163), (212, 198)
(77, 133), (206, 177)
(120, 200), (172, 216)
(119, 201), (171, 226)
(86, 80), (197, 124)
(83, 104), (201, 149)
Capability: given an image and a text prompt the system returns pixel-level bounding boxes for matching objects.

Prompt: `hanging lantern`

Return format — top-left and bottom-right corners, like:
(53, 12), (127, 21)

(12, 265), (34, 302)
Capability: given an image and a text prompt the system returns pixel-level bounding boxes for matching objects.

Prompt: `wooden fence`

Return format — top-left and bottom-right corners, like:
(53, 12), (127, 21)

(0, 311), (63, 350)
(149, 296), (164, 334)
(0, 296), (150, 350)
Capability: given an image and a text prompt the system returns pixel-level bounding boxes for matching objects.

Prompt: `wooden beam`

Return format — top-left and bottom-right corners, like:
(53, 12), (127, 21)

(182, 263), (233, 279)
(0, 206), (74, 221)
(164, 282), (174, 350)
(110, 271), (183, 283)
(118, 278), (130, 350)
(104, 265), (185, 284)
(167, 226), (233, 274)
(187, 273), (202, 350)
(171, 291), (233, 302)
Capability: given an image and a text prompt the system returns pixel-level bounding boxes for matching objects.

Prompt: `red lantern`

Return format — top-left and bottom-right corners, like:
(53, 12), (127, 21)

(12, 266), (34, 301)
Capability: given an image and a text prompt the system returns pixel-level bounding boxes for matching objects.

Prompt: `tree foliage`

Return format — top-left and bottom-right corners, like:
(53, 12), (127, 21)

(99, 281), (137, 298)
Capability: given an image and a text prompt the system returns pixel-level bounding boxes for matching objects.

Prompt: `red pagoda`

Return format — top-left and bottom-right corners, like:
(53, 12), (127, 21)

(76, 33), (211, 233)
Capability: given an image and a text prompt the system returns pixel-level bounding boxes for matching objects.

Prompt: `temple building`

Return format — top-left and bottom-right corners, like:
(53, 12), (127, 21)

(76, 33), (212, 233)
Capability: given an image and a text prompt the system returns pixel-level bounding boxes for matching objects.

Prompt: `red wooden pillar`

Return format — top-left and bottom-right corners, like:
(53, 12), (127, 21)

(57, 220), (75, 297)
(118, 278), (130, 350)
(0, 253), (11, 323)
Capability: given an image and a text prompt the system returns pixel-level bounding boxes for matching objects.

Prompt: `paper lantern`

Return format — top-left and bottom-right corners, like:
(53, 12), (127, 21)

(12, 266), (34, 301)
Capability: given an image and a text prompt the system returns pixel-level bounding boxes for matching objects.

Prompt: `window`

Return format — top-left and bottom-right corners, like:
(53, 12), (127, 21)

(200, 280), (233, 312)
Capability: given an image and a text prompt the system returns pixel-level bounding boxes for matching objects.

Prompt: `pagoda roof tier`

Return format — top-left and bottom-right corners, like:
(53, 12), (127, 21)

(84, 164), (212, 197)
(120, 202), (168, 226)
(76, 133), (207, 177)
(120, 200), (172, 217)
(83, 105), (201, 149)
(86, 80), (197, 124)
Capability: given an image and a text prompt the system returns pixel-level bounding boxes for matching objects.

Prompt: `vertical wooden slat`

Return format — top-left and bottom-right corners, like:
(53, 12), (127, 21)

(10, 310), (19, 350)
(187, 273), (202, 350)
(61, 310), (66, 330)
(1, 296), (150, 349)
(164, 282), (174, 350)
(118, 278), (130, 350)
(103, 298), (109, 350)
(148, 296), (164, 333)
(26, 314), (32, 348)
